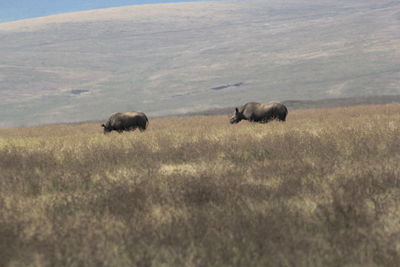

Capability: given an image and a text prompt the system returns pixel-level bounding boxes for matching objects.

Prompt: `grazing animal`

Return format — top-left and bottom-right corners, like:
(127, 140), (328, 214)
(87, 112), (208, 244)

(101, 112), (148, 133)
(230, 102), (288, 124)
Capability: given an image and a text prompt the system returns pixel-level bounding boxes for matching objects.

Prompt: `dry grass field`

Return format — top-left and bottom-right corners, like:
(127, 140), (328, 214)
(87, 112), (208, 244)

(0, 104), (399, 266)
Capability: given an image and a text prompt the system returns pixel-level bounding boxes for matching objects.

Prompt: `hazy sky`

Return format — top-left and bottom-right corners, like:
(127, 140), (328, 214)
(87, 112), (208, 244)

(0, 0), (220, 23)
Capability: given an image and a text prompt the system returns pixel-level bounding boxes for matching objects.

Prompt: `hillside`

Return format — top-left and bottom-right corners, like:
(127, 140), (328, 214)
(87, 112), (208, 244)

(1, 103), (399, 266)
(0, 0), (399, 127)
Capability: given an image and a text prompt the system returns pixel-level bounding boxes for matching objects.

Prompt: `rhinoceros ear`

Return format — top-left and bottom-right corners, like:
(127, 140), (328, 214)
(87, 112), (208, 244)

(235, 107), (239, 113)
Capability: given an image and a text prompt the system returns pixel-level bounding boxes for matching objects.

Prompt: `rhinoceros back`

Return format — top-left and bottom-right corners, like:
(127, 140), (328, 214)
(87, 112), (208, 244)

(105, 112), (148, 132)
(241, 102), (287, 122)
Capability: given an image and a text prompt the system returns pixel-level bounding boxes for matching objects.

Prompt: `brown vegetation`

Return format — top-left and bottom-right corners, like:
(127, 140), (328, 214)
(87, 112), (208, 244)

(0, 104), (399, 266)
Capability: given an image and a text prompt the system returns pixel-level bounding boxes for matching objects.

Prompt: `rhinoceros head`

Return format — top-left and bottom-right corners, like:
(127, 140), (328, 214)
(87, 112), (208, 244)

(101, 124), (112, 134)
(230, 108), (245, 124)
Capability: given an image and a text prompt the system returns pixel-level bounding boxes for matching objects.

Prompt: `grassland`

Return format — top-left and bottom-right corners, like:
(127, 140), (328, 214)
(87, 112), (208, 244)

(0, 104), (400, 266)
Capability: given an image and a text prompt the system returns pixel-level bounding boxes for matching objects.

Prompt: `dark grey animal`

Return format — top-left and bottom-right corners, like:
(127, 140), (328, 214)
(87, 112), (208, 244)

(230, 102), (288, 124)
(101, 112), (148, 133)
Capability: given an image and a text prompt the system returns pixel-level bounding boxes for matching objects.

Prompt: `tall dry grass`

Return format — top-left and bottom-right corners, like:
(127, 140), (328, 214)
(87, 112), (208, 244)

(0, 104), (399, 266)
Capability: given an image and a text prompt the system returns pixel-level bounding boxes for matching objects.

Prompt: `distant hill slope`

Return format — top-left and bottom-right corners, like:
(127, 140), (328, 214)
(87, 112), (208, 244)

(0, 0), (399, 127)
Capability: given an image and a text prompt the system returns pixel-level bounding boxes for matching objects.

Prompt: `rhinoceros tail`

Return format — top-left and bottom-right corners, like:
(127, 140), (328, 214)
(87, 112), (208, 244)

(139, 115), (149, 131)
(144, 117), (149, 130)
(280, 105), (288, 121)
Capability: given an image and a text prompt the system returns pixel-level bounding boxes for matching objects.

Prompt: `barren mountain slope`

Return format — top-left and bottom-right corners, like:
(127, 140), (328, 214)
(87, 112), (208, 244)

(0, 0), (399, 126)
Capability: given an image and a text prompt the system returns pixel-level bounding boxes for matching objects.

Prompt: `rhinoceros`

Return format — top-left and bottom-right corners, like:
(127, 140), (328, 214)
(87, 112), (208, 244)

(230, 102), (288, 124)
(101, 112), (148, 133)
